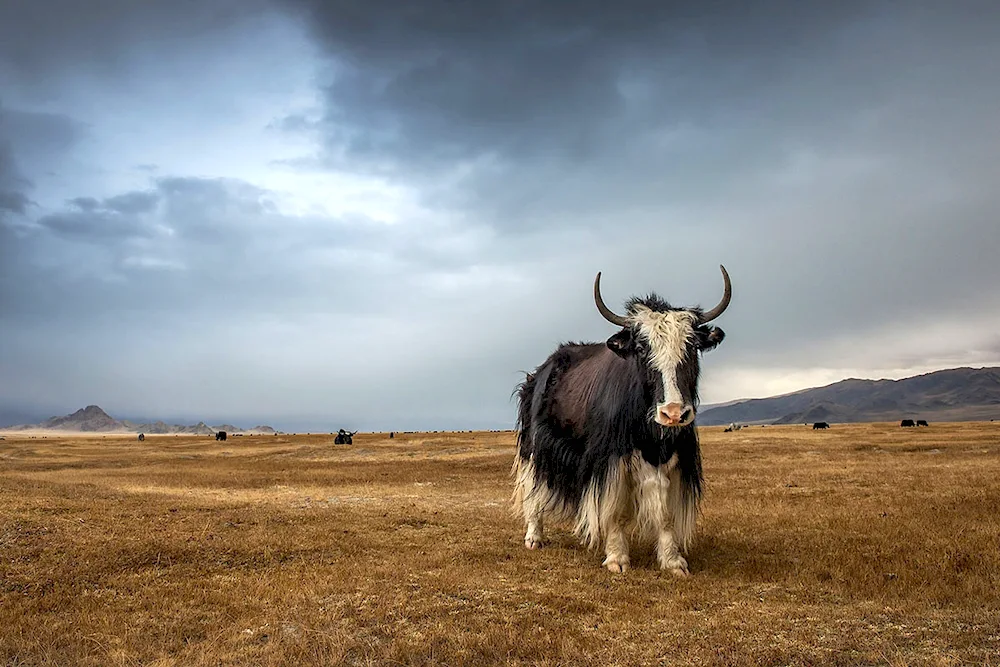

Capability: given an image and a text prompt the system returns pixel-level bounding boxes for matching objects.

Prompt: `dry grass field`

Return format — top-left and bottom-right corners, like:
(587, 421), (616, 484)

(1, 422), (999, 666)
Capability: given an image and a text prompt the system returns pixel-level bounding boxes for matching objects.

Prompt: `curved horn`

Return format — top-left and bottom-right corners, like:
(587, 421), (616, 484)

(699, 264), (732, 324)
(594, 272), (629, 327)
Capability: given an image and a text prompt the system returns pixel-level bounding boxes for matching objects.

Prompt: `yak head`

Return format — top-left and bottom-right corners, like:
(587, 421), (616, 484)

(594, 265), (731, 428)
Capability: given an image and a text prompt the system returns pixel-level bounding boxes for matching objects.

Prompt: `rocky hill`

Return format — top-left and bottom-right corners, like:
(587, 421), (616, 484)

(0, 405), (275, 435)
(40, 405), (121, 431)
(700, 366), (1000, 425)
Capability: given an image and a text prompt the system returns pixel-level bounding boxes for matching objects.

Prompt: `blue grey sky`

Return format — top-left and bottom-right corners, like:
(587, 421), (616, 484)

(2, 1), (999, 431)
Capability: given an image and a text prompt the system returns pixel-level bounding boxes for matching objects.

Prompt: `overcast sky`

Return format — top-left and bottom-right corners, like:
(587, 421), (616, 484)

(2, 1), (999, 431)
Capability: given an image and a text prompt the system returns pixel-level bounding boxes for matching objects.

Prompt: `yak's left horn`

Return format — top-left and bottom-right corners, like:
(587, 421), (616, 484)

(594, 272), (629, 327)
(699, 265), (732, 324)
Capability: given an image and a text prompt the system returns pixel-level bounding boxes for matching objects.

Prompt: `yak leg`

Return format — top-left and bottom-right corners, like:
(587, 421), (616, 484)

(602, 522), (630, 573)
(515, 457), (545, 550)
(575, 457), (632, 573)
(601, 461), (632, 573)
(523, 493), (545, 550)
(636, 454), (690, 577)
(656, 526), (689, 577)
(658, 462), (691, 577)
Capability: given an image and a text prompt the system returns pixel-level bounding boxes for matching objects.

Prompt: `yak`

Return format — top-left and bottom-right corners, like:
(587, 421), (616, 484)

(512, 265), (731, 576)
(334, 429), (356, 445)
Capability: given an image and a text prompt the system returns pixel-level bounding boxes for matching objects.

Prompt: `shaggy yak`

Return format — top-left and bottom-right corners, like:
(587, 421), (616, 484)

(512, 266), (731, 576)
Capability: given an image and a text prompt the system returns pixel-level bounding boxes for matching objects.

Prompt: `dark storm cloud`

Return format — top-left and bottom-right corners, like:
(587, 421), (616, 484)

(35, 189), (162, 242)
(0, 0), (273, 83)
(280, 0), (870, 169)
(37, 202), (160, 241)
(3, 173), (495, 327)
(0, 105), (46, 219)
(35, 189), (163, 241)
(0, 102), (85, 222)
(0, 190), (29, 215)
(69, 197), (100, 212)
(0, 106), (84, 155)
(3, 0), (1000, 429)
(278, 0), (1000, 352)
(104, 191), (160, 215)
(279, 0), (1000, 222)
(0, 143), (31, 215)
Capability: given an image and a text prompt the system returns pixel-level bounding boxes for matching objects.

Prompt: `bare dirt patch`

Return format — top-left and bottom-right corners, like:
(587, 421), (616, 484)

(1, 424), (998, 665)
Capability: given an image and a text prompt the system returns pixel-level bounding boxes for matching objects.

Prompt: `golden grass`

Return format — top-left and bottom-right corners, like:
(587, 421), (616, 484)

(1, 423), (998, 666)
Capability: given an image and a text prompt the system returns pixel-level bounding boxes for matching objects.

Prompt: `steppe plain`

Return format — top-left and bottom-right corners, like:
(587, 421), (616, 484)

(1, 422), (998, 665)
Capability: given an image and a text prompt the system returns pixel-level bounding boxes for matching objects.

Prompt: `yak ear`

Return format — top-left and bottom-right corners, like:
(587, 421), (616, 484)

(697, 326), (725, 352)
(606, 328), (635, 358)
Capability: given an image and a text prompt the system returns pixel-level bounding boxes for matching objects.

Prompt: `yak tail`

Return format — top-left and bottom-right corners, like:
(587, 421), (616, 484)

(511, 372), (536, 458)
(510, 372), (537, 515)
(510, 455), (533, 518)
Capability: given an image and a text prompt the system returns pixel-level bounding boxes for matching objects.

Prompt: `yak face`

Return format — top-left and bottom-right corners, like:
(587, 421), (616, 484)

(592, 266), (731, 428)
(605, 299), (725, 428)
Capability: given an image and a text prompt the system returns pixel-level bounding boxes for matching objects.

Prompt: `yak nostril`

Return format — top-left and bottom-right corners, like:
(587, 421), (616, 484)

(664, 403), (683, 420)
(680, 408), (692, 422)
(656, 403), (685, 424)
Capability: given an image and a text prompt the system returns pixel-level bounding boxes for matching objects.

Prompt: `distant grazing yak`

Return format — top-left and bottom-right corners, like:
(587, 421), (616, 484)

(916, 419), (929, 427)
(216, 430), (227, 441)
(334, 429), (356, 445)
(812, 422), (830, 429)
(389, 432), (394, 439)
(137, 433), (145, 442)
(513, 265), (731, 575)
(900, 419), (916, 427)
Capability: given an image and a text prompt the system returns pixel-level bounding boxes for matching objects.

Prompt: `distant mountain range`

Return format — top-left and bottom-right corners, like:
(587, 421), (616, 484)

(0, 405), (276, 435)
(4, 366), (998, 433)
(699, 366), (1000, 426)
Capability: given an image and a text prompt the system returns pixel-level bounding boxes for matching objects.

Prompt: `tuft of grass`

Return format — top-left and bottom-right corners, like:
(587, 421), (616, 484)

(1, 423), (998, 665)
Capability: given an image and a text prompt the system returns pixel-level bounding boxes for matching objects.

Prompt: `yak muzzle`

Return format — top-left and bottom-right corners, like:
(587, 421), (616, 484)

(655, 403), (694, 427)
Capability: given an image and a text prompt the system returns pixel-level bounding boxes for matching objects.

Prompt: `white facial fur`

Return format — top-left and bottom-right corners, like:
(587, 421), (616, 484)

(629, 306), (697, 423)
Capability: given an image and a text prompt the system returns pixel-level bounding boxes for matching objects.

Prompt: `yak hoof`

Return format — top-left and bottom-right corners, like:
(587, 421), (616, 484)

(661, 555), (690, 577)
(603, 556), (630, 573)
(524, 537), (543, 550)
